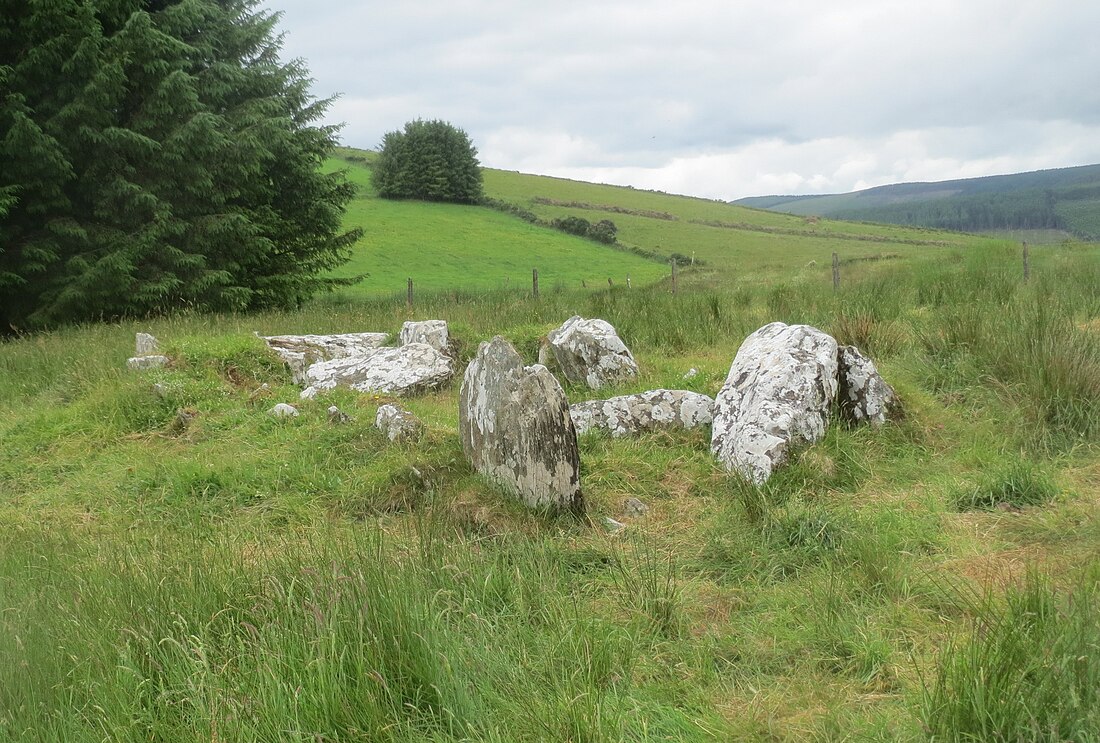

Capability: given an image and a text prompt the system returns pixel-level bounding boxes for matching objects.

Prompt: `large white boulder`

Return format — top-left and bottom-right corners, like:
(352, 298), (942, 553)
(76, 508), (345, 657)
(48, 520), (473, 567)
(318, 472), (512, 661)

(711, 322), (839, 484)
(570, 390), (714, 437)
(302, 343), (453, 397)
(399, 320), (451, 356)
(547, 315), (638, 389)
(837, 345), (896, 427)
(262, 332), (389, 384)
(459, 336), (582, 512)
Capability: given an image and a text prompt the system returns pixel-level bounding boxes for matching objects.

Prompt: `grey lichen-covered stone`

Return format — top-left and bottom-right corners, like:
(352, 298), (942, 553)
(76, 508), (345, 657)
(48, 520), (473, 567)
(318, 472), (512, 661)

(711, 322), (839, 484)
(262, 332), (390, 383)
(459, 336), (582, 512)
(135, 332), (158, 356)
(399, 320), (451, 356)
(623, 497), (649, 517)
(127, 355), (168, 370)
(304, 343), (453, 396)
(547, 315), (638, 389)
(269, 403), (299, 418)
(327, 405), (351, 424)
(375, 403), (424, 442)
(570, 389), (714, 438)
(837, 345), (896, 427)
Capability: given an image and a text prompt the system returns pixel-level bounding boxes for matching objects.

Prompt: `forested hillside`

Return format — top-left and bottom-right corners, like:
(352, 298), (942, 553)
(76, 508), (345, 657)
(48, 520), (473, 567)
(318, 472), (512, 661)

(736, 163), (1100, 239)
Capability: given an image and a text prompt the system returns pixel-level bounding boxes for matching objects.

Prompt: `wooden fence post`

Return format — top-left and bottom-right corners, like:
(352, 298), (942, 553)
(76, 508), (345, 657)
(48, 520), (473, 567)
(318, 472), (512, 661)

(1023, 242), (1030, 283)
(607, 277), (613, 288)
(406, 277), (413, 308)
(532, 268), (539, 299)
(671, 258), (678, 294)
(831, 252), (840, 292)
(626, 274), (631, 289)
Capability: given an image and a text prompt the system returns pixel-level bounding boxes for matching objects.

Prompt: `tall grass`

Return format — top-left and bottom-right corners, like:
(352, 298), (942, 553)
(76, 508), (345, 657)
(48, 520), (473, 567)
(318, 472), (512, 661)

(920, 567), (1100, 742)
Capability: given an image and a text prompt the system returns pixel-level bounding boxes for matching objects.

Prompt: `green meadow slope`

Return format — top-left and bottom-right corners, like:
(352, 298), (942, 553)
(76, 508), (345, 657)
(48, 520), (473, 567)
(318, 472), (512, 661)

(327, 148), (991, 300)
(2, 151), (1099, 741)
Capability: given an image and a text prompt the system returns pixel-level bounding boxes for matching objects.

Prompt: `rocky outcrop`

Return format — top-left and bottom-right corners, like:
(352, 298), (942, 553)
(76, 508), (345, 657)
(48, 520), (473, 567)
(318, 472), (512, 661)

(262, 332), (389, 384)
(459, 336), (582, 512)
(711, 322), (839, 484)
(399, 320), (451, 356)
(301, 343), (452, 397)
(547, 315), (638, 389)
(375, 404), (424, 443)
(570, 390), (713, 437)
(837, 345), (896, 427)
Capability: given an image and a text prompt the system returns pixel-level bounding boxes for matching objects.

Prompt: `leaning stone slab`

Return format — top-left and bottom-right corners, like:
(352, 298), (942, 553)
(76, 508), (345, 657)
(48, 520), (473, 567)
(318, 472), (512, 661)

(375, 404), (424, 443)
(262, 332), (389, 384)
(127, 355), (168, 370)
(570, 390), (714, 437)
(303, 343), (453, 397)
(459, 336), (582, 512)
(837, 345), (896, 427)
(547, 315), (638, 389)
(399, 320), (451, 356)
(711, 322), (839, 484)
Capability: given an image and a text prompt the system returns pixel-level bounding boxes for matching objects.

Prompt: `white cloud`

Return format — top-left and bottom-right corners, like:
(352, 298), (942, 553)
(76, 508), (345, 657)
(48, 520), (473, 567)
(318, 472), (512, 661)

(267, 0), (1100, 197)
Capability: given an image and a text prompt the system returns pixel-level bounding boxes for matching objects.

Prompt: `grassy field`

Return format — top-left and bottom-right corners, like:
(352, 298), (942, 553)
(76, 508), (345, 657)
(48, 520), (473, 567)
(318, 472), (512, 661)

(325, 153), (668, 297)
(2, 160), (1099, 741)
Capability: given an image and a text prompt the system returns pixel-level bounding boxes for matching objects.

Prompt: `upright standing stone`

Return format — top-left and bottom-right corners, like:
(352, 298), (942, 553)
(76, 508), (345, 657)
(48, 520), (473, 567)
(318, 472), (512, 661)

(547, 315), (638, 389)
(837, 345), (896, 427)
(135, 333), (158, 356)
(459, 336), (582, 512)
(711, 322), (839, 484)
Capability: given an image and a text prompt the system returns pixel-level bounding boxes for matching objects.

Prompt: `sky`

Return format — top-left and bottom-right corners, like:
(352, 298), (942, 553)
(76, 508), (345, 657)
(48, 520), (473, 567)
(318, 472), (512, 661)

(265, 0), (1100, 201)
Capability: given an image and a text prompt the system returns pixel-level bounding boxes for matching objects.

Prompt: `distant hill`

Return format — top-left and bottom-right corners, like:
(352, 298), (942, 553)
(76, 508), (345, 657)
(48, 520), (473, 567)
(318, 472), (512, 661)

(735, 164), (1100, 240)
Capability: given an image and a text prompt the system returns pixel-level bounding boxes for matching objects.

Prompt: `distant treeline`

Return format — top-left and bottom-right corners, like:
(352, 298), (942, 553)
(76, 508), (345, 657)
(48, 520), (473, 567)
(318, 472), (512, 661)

(834, 189), (1067, 233)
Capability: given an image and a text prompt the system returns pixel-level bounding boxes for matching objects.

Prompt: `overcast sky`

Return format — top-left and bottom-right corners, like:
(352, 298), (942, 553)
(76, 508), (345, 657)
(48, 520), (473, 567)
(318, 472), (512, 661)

(265, 0), (1100, 200)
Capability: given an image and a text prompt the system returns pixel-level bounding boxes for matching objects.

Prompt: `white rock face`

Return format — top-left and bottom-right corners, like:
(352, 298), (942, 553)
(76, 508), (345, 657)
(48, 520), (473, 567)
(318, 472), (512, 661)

(269, 403), (299, 418)
(711, 322), (839, 484)
(305, 343), (453, 396)
(135, 333), (158, 356)
(262, 332), (390, 384)
(375, 404), (424, 443)
(459, 336), (582, 512)
(547, 315), (638, 389)
(127, 355), (168, 370)
(570, 390), (714, 437)
(837, 345), (896, 427)
(399, 320), (450, 356)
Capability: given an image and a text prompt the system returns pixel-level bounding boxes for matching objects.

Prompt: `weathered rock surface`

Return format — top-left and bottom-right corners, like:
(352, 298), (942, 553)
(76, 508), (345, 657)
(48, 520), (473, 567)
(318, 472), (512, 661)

(837, 345), (896, 427)
(459, 336), (582, 511)
(547, 315), (638, 389)
(623, 497), (649, 517)
(127, 355), (168, 370)
(570, 389), (714, 437)
(399, 320), (451, 356)
(262, 332), (389, 384)
(303, 343), (452, 397)
(269, 403), (299, 418)
(327, 405), (351, 424)
(375, 404), (424, 442)
(135, 332), (158, 356)
(711, 322), (839, 484)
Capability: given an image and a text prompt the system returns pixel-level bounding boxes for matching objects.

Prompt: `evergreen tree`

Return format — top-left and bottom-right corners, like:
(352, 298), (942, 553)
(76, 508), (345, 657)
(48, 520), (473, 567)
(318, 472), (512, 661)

(372, 119), (483, 204)
(0, 0), (359, 329)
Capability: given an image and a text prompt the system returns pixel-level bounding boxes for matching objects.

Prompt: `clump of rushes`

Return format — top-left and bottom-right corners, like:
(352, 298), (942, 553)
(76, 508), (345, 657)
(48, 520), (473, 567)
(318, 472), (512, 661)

(953, 459), (1059, 511)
